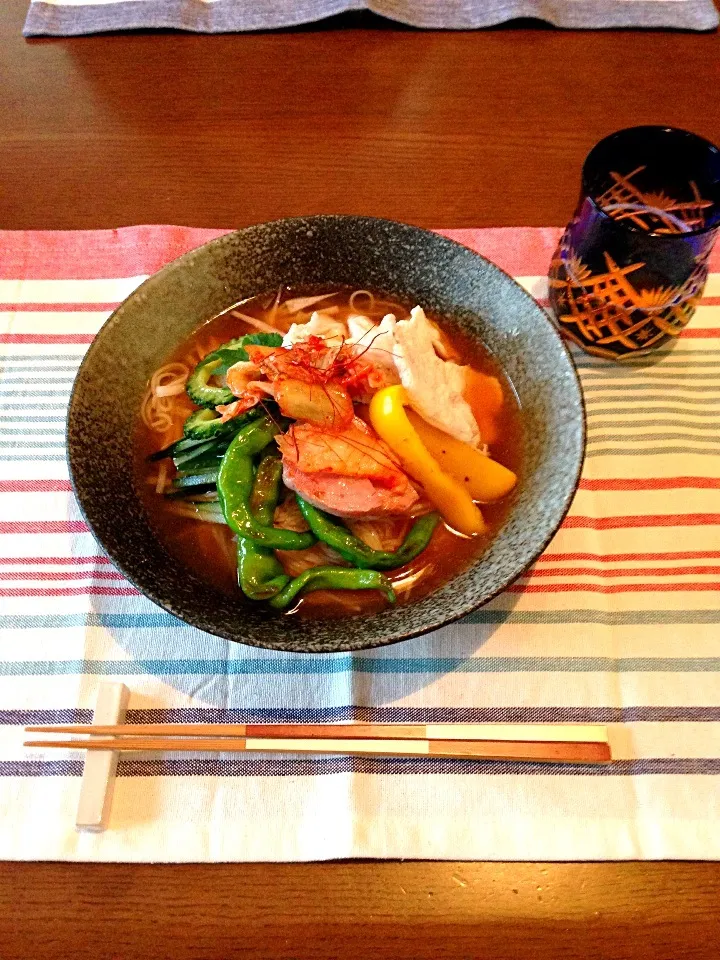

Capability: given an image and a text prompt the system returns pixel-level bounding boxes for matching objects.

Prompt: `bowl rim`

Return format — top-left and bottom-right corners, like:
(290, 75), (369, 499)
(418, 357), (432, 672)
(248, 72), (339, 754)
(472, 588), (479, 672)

(67, 214), (586, 653)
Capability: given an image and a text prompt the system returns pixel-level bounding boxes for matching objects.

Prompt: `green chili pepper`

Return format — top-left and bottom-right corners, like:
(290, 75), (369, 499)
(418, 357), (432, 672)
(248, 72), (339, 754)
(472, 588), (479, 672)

(249, 453), (283, 523)
(237, 454), (291, 601)
(296, 498), (440, 570)
(269, 565), (396, 611)
(218, 416), (316, 551)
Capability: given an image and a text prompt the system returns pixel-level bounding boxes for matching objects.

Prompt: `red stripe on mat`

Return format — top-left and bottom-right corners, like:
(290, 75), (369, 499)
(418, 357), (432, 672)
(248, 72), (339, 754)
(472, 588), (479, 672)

(524, 565), (720, 578)
(0, 226), (227, 280)
(0, 521), (89, 534)
(538, 551), (720, 562)
(0, 481), (73, 493)
(562, 514), (720, 530)
(579, 478), (720, 491)
(3, 226), (720, 282)
(678, 328), (720, 338)
(0, 570), (125, 581)
(0, 556), (110, 565)
(0, 334), (94, 344)
(0, 303), (119, 312)
(508, 582), (720, 594)
(0, 586), (139, 597)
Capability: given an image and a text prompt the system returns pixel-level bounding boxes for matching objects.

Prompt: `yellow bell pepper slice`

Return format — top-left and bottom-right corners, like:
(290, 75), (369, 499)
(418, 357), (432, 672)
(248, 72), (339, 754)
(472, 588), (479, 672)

(369, 385), (486, 536)
(406, 409), (517, 503)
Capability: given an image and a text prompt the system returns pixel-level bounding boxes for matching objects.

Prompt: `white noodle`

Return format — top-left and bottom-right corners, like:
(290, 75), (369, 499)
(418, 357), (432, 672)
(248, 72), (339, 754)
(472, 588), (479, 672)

(347, 518), (408, 552)
(209, 524), (237, 572)
(276, 542), (345, 577)
(267, 286), (284, 327)
(155, 462), (168, 495)
(140, 362), (190, 433)
(379, 301), (408, 319)
(346, 520), (384, 550)
(154, 383), (186, 398)
(166, 505), (227, 524)
(349, 290), (375, 314)
(282, 293), (335, 314)
(393, 563), (434, 598)
(230, 311), (278, 333)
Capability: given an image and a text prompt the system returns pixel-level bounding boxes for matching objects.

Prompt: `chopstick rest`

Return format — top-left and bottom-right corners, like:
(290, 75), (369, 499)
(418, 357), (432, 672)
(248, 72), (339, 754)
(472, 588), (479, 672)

(75, 682), (130, 833)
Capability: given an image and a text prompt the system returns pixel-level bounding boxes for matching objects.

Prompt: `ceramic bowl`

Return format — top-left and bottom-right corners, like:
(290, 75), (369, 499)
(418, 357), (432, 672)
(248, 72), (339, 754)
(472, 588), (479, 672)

(67, 216), (585, 653)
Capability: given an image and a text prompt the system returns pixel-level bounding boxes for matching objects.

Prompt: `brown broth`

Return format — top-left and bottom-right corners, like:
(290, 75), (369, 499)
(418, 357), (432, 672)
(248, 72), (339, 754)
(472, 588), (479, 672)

(135, 287), (523, 618)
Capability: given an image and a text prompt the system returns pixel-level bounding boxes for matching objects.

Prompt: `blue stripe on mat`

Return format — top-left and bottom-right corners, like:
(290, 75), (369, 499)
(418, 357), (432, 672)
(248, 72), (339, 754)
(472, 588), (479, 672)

(0, 391), (71, 397)
(586, 448), (720, 458)
(0, 455), (67, 460)
(2, 657), (719, 676)
(5, 706), (720, 725)
(3, 757), (719, 777)
(0, 356), (83, 362)
(582, 384), (720, 394)
(584, 395), (720, 405)
(2, 610), (720, 629)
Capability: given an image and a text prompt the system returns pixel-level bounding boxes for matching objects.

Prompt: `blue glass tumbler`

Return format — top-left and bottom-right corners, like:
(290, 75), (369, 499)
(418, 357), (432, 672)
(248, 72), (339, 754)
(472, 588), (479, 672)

(549, 126), (720, 361)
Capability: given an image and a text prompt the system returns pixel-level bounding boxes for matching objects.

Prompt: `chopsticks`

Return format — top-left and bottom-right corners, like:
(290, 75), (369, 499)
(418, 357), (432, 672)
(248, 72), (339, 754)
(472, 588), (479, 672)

(24, 722), (611, 764)
(25, 721), (608, 742)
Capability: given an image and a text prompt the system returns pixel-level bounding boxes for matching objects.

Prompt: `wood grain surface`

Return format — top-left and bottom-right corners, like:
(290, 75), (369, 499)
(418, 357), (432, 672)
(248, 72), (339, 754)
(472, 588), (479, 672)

(2, 3), (720, 230)
(1, 1), (720, 956)
(1, 861), (720, 959)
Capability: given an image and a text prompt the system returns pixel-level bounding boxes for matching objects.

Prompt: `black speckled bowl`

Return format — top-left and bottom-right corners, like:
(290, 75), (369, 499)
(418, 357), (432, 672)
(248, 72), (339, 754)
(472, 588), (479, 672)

(68, 216), (585, 654)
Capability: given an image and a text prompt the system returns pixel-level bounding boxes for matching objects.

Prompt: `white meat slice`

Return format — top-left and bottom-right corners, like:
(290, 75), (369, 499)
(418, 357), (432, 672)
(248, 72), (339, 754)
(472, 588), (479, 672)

(282, 311), (348, 349)
(346, 313), (375, 343)
(392, 306), (480, 447)
(348, 313), (400, 385)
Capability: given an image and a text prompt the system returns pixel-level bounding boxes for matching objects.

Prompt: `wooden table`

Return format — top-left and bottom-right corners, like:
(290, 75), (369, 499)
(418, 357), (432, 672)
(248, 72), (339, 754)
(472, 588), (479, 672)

(1, 3), (719, 957)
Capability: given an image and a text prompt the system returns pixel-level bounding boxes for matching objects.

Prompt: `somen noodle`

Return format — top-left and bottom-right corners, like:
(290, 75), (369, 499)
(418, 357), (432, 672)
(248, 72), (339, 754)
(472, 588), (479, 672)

(140, 362), (190, 435)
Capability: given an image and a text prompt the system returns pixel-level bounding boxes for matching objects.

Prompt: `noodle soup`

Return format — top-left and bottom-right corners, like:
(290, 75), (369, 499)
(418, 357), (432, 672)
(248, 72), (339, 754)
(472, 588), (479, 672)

(136, 287), (522, 618)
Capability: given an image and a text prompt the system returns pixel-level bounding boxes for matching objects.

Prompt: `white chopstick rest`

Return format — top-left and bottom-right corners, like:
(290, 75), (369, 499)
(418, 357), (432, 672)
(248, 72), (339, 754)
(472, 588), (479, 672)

(75, 682), (130, 833)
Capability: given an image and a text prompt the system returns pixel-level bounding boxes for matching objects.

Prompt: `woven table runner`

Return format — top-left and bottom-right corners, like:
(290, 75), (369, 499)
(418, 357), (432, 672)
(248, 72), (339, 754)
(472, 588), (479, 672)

(0, 224), (718, 861)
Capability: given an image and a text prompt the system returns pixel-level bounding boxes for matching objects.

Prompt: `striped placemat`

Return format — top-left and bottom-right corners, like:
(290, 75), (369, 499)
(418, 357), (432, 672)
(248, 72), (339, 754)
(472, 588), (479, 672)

(0, 225), (718, 862)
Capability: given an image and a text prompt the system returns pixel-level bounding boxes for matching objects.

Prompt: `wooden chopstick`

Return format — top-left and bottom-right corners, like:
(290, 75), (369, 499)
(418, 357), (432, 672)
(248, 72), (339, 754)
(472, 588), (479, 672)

(23, 735), (611, 764)
(24, 722), (609, 744)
